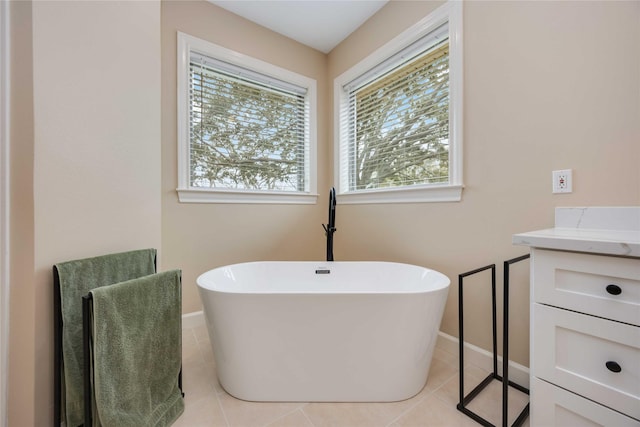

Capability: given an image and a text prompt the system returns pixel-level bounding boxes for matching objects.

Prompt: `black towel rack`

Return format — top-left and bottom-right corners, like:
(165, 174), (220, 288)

(457, 254), (530, 427)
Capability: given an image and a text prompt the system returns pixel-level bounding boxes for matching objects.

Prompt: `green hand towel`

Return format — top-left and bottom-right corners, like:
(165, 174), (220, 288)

(56, 249), (157, 427)
(90, 270), (184, 427)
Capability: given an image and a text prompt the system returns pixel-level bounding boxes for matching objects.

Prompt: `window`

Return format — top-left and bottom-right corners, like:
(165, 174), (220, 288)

(177, 33), (317, 204)
(334, 2), (463, 203)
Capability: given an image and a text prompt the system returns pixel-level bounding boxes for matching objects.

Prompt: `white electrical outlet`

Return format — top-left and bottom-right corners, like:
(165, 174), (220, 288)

(552, 169), (572, 193)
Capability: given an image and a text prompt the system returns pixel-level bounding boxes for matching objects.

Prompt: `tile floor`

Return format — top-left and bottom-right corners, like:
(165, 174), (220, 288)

(175, 324), (530, 427)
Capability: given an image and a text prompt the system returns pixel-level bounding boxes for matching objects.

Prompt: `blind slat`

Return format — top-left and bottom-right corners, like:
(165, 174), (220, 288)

(345, 23), (449, 92)
(345, 36), (450, 191)
(189, 52), (309, 192)
(191, 51), (307, 96)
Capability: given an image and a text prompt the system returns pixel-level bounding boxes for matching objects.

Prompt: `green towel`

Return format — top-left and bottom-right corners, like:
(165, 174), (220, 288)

(90, 270), (184, 427)
(56, 249), (157, 427)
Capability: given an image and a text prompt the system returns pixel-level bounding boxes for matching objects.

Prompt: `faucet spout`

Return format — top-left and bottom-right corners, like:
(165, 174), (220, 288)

(324, 187), (337, 261)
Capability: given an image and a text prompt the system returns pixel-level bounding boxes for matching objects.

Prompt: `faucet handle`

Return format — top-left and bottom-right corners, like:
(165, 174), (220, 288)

(322, 224), (337, 235)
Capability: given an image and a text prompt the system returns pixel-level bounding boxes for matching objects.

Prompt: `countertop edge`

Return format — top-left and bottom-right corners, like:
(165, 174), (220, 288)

(512, 228), (640, 258)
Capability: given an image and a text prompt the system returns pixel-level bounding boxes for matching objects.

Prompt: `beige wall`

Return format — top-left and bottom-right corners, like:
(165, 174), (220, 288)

(161, 1), (329, 314)
(328, 0), (640, 365)
(9, 1), (162, 424)
(8, 2), (35, 425)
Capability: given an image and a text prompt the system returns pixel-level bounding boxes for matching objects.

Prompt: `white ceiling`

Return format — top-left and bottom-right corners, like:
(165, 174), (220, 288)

(208, 1), (389, 53)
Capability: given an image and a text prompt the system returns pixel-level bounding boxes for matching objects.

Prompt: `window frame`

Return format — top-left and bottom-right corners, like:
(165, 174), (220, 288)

(177, 32), (318, 204)
(333, 1), (463, 204)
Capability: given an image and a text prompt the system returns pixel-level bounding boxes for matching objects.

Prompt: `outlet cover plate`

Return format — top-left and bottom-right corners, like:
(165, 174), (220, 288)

(552, 169), (572, 193)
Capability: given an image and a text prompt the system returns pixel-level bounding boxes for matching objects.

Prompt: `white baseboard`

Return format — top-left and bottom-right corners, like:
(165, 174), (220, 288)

(182, 310), (205, 329)
(181, 313), (530, 389)
(436, 331), (530, 388)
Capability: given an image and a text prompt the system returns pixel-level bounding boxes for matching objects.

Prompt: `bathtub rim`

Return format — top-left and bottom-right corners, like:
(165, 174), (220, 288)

(196, 260), (451, 295)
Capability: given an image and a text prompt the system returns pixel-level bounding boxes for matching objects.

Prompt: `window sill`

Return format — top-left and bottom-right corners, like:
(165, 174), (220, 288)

(336, 184), (463, 204)
(177, 187), (318, 204)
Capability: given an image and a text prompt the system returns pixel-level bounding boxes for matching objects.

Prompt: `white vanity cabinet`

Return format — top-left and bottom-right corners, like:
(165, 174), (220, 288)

(531, 248), (640, 425)
(514, 207), (640, 427)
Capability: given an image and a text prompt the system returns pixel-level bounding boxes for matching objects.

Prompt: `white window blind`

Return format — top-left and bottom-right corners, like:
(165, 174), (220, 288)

(189, 52), (310, 192)
(342, 26), (450, 192)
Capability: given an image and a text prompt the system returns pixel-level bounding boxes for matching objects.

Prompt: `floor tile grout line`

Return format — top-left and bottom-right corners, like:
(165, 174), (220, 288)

(213, 388), (231, 427)
(384, 362), (462, 427)
(300, 406), (317, 427)
(383, 389), (432, 427)
(195, 338), (213, 368)
(422, 366), (463, 408)
(182, 332), (211, 373)
(262, 404), (310, 427)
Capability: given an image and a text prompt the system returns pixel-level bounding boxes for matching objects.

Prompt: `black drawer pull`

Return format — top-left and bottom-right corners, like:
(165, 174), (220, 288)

(606, 284), (622, 295)
(606, 361), (622, 373)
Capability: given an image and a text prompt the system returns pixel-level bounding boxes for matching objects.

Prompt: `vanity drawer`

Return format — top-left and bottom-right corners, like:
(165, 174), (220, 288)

(532, 304), (640, 419)
(531, 377), (640, 427)
(532, 249), (640, 325)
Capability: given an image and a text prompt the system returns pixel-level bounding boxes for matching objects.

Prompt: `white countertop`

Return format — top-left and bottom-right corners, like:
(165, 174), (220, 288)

(513, 207), (640, 257)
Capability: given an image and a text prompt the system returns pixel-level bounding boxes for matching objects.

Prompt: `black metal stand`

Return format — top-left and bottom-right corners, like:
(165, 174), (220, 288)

(457, 255), (530, 427)
(53, 267), (63, 427)
(82, 295), (93, 427)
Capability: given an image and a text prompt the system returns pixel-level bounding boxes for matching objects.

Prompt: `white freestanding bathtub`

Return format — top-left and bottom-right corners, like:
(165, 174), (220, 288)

(196, 261), (450, 402)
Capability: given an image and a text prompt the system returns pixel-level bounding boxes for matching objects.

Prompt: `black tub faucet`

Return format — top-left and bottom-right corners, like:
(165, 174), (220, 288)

(322, 187), (337, 261)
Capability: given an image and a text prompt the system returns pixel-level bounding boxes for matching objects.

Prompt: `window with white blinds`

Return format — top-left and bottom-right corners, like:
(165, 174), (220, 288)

(334, 2), (463, 204)
(177, 33), (317, 204)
